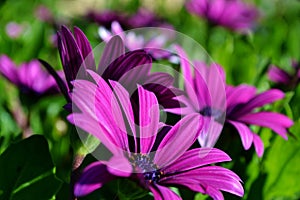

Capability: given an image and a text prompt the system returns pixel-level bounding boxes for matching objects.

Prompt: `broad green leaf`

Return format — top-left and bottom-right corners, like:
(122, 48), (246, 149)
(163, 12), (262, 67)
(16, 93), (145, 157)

(263, 121), (300, 200)
(0, 135), (62, 200)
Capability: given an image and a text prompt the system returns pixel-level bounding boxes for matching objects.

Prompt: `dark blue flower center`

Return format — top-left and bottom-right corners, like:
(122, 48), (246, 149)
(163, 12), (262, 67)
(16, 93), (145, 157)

(129, 154), (162, 183)
(199, 106), (225, 123)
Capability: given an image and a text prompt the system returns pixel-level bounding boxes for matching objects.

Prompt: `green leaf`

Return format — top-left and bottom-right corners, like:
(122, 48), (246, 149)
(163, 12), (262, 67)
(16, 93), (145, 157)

(0, 135), (62, 200)
(263, 122), (300, 200)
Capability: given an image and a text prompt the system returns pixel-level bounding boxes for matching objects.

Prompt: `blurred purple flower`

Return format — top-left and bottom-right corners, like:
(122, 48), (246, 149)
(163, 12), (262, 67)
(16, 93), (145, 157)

(167, 46), (293, 157)
(186, 0), (258, 32)
(0, 55), (59, 96)
(5, 22), (24, 38)
(99, 21), (171, 59)
(41, 26), (179, 110)
(87, 8), (170, 29)
(165, 46), (226, 148)
(267, 63), (300, 89)
(128, 8), (173, 28)
(86, 10), (129, 29)
(35, 5), (54, 22)
(226, 85), (293, 156)
(69, 71), (244, 200)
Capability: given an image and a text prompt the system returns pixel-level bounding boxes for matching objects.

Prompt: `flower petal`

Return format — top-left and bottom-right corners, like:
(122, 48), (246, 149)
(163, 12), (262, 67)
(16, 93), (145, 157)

(238, 112), (293, 139)
(74, 27), (95, 71)
(138, 85), (160, 153)
(154, 113), (203, 168)
(149, 185), (181, 200)
(161, 166), (244, 198)
(98, 35), (125, 75)
(101, 49), (152, 82)
(237, 89), (285, 115)
(0, 55), (19, 85)
(253, 134), (264, 157)
(74, 161), (115, 197)
(227, 120), (253, 150)
(107, 156), (132, 177)
(162, 148), (231, 174)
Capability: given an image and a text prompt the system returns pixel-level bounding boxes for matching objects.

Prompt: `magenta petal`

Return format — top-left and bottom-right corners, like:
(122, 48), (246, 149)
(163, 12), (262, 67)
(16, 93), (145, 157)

(205, 186), (224, 200)
(238, 89), (285, 115)
(238, 112), (293, 139)
(74, 27), (95, 71)
(163, 148), (231, 174)
(154, 113), (203, 167)
(162, 166), (243, 198)
(253, 134), (264, 157)
(107, 156), (132, 177)
(138, 85), (160, 153)
(268, 65), (291, 84)
(109, 80), (137, 151)
(175, 45), (199, 109)
(226, 84), (257, 110)
(149, 185), (181, 200)
(74, 161), (115, 197)
(98, 35), (125, 75)
(227, 120), (253, 150)
(0, 55), (19, 85)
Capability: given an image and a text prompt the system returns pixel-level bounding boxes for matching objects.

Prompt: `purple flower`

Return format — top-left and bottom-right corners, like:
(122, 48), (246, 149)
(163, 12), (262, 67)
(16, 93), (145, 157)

(41, 26), (178, 110)
(5, 22), (24, 38)
(186, 0), (258, 32)
(167, 46), (293, 157)
(87, 8), (170, 29)
(165, 46), (226, 148)
(226, 85), (293, 157)
(267, 63), (300, 89)
(69, 71), (244, 200)
(98, 21), (172, 59)
(0, 55), (59, 96)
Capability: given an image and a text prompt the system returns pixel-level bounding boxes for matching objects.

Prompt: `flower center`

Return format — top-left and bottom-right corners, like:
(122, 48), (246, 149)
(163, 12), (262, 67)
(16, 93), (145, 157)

(199, 106), (224, 123)
(129, 154), (163, 183)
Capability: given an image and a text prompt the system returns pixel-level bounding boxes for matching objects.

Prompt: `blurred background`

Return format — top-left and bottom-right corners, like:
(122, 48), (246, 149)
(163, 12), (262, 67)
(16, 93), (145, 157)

(0, 0), (300, 199)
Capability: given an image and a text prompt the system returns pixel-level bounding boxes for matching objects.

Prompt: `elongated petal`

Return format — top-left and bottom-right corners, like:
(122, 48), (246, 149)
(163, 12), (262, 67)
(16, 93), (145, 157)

(163, 148), (231, 174)
(74, 27), (95, 70)
(109, 80), (137, 151)
(149, 185), (181, 200)
(226, 84), (257, 112)
(107, 156), (132, 177)
(227, 120), (253, 150)
(0, 55), (19, 85)
(98, 35), (125, 75)
(161, 166), (244, 198)
(237, 89), (284, 115)
(175, 45), (199, 109)
(253, 134), (264, 157)
(138, 85), (159, 153)
(74, 161), (115, 197)
(238, 112), (293, 139)
(268, 65), (291, 84)
(154, 113), (202, 168)
(39, 59), (70, 102)
(58, 26), (85, 89)
(68, 113), (122, 155)
(102, 49), (152, 82)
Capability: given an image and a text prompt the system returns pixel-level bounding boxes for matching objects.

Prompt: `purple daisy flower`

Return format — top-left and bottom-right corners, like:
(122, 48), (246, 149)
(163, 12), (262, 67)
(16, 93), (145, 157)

(69, 70), (244, 200)
(186, 0), (258, 32)
(0, 55), (59, 96)
(41, 26), (179, 110)
(167, 46), (293, 157)
(226, 84), (293, 157)
(267, 62), (300, 89)
(165, 45), (226, 148)
(98, 21), (172, 60)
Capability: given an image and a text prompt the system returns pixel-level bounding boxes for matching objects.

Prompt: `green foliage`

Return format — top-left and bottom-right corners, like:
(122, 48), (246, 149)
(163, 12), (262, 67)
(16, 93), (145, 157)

(0, 135), (62, 200)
